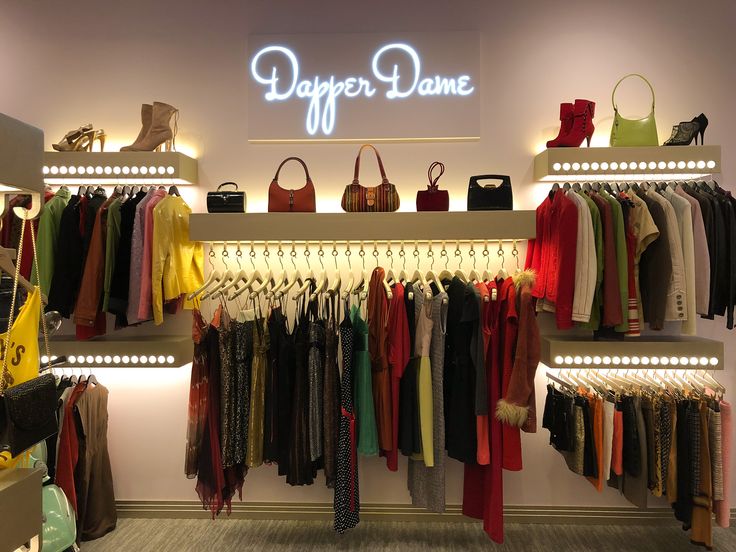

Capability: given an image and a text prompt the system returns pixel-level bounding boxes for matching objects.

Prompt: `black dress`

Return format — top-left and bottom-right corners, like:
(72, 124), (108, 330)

(273, 307), (294, 477)
(399, 283), (421, 456)
(322, 296), (340, 488)
(334, 300), (359, 533)
(287, 295), (315, 486)
(264, 306), (285, 464)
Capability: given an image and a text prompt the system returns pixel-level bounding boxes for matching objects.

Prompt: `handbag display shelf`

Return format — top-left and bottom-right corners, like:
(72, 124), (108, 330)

(533, 145), (721, 181)
(189, 211), (536, 243)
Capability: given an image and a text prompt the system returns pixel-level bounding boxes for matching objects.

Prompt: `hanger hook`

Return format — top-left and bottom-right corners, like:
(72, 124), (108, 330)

(469, 242), (476, 270)
(413, 241), (420, 269)
(454, 240), (463, 270)
(359, 241), (366, 270)
(428, 241), (435, 271)
(345, 242), (352, 269)
(235, 242), (243, 269)
(373, 242), (379, 267)
(512, 240), (520, 271)
(332, 242), (339, 270)
(290, 242), (297, 270)
(399, 241), (406, 270)
(498, 240), (505, 268)
(249, 242), (256, 270)
(318, 241), (325, 270)
(304, 242), (311, 270)
(277, 241), (284, 270)
(221, 242), (230, 269)
(208, 247), (216, 270)
(263, 242), (270, 269)
(483, 240), (490, 270)
(386, 242), (394, 269)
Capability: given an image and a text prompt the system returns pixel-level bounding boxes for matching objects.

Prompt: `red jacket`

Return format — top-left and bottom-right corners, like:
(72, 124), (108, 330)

(526, 190), (578, 329)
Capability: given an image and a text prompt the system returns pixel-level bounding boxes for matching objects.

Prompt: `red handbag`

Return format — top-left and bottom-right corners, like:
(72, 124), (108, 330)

(341, 144), (400, 212)
(416, 161), (449, 212)
(268, 157), (316, 212)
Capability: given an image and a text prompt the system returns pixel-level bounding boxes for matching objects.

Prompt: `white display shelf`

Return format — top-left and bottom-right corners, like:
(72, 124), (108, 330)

(45, 335), (192, 368)
(534, 145), (721, 182)
(42, 151), (198, 185)
(541, 336), (724, 370)
(189, 211), (536, 243)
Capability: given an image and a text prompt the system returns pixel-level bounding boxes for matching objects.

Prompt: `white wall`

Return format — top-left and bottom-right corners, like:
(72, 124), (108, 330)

(1, 0), (734, 509)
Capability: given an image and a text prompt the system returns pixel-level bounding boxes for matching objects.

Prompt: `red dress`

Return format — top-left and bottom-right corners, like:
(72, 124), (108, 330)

(384, 282), (409, 471)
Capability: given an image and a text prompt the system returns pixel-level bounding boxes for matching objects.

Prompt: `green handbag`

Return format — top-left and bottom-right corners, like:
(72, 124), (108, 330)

(609, 74), (659, 147)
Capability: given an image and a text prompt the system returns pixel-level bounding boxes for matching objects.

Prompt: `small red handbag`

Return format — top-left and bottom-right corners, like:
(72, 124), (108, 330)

(341, 144), (400, 213)
(268, 157), (316, 212)
(416, 161), (449, 211)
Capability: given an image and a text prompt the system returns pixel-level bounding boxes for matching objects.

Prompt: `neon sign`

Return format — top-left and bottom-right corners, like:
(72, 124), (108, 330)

(250, 43), (476, 136)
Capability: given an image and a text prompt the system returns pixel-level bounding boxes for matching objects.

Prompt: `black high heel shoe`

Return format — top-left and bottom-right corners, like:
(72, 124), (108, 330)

(663, 121), (700, 146)
(692, 113), (708, 145)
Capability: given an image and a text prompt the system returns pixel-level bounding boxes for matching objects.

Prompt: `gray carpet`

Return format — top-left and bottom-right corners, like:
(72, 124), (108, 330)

(80, 519), (736, 551)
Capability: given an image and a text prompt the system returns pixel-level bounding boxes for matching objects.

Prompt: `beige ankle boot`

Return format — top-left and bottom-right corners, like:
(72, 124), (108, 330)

(131, 101), (178, 152)
(120, 104), (153, 151)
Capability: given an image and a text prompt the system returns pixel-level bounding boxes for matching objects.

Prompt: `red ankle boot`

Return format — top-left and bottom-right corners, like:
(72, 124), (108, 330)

(546, 102), (574, 148)
(549, 99), (595, 147)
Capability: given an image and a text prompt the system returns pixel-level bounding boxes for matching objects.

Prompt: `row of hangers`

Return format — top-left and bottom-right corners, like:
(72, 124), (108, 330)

(188, 239), (524, 308)
(54, 365), (98, 388)
(547, 368), (725, 401)
(550, 178), (722, 196)
(71, 183), (180, 200)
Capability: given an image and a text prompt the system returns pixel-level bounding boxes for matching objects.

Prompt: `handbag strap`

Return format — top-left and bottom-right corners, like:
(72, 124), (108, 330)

(216, 182), (239, 191)
(427, 161), (445, 191)
(353, 144), (388, 185)
(611, 73), (655, 111)
(273, 157), (312, 184)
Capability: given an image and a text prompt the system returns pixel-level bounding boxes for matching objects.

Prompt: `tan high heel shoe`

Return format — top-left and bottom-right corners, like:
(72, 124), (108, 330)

(121, 101), (178, 152)
(87, 129), (106, 152)
(52, 123), (93, 151)
(120, 104), (152, 151)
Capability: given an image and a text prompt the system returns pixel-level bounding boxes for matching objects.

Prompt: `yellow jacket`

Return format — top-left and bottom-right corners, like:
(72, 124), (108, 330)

(151, 196), (204, 325)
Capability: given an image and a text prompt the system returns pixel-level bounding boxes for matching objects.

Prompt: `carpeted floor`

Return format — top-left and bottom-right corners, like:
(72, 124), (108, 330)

(80, 519), (736, 551)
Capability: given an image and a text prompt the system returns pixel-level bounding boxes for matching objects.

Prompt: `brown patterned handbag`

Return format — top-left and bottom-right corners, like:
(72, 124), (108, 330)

(341, 144), (400, 212)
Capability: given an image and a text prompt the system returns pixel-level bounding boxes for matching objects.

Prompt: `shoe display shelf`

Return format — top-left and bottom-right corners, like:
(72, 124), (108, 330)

(43, 335), (193, 369)
(541, 336), (724, 371)
(534, 145), (721, 182)
(189, 210), (537, 243)
(42, 151), (198, 186)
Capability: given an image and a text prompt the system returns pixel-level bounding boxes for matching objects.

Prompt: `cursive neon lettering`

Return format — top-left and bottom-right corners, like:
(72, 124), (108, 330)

(250, 43), (475, 135)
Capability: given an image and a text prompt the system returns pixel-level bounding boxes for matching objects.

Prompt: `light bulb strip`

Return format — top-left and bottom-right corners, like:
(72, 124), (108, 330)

(42, 336), (192, 368)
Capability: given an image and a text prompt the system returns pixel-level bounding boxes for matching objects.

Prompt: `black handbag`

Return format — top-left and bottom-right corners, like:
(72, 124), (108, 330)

(207, 182), (246, 213)
(0, 373), (57, 456)
(467, 174), (513, 211)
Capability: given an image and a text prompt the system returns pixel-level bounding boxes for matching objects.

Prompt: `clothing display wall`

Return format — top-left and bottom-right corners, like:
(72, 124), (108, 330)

(1, 0), (734, 539)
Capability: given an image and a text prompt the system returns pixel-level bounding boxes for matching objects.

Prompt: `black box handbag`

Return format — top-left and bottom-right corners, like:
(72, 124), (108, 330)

(207, 182), (246, 213)
(0, 373), (58, 457)
(467, 174), (513, 211)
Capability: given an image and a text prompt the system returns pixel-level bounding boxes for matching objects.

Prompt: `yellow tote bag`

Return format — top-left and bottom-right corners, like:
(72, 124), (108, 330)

(0, 287), (41, 469)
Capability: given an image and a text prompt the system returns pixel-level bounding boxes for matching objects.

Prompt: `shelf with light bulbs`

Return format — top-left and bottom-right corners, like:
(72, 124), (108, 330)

(42, 151), (198, 185)
(541, 336), (724, 371)
(189, 210), (536, 243)
(42, 335), (193, 368)
(534, 145), (721, 182)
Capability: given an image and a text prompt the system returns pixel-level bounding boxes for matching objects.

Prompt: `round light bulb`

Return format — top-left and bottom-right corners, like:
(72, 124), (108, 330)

(612, 356), (621, 365)
(650, 356), (659, 365)
(620, 162), (629, 171)
(41, 355), (49, 364)
(621, 356), (631, 365)
(591, 162), (600, 170)
(131, 166), (139, 175)
(85, 355), (94, 364)
(689, 357), (698, 366)
(50, 166), (59, 175)
(122, 355), (130, 364)
(572, 162), (581, 171)
(86, 166), (94, 175)
(573, 355), (583, 365)
(679, 356), (689, 366)
(139, 166), (148, 175)
(660, 356), (669, 365)
(68, 355), (76, 363)
(602, 355), (611, 365)
(638, 161), (647, 170)
(697, 161), (706, 169)
(657, 161), (666, 170)
(103, 355), (112, 363)
(670, 356), (679, 365)
(139, 355), (148, 363)
(68, 166), (77, 175)
(640, 356), (650, 365)
(648, 162), (657, 170)
(94, 166), (103, 175)
(610, 162), (619, 170)
(554, 355), (564, 365)
(677, 161), (686, 170)
(94, 355), (103, 364)
(77, 166), (86, 175)
(709, 357), (719, 366)
(686, 161), (696, 169)
(166, 166), (175, 175)
(103, 166), (112, 175)
(564, 355), (573, 365)
(130, 355), (139, 364)
(583, 356), (592, 365)
(707, 160), (716, 169)
(148, 166), (157, 175)
(42, 166), (50, 175)
(668, 161), (677, 170)
(59, 166), (68, 175)
(157, 355), (166, 364)
(122, 166), (131, 175)
(166, 355), (175, 364)
(113, 166), (121, 175)
(157, 166), (166, 175)
(562, 162), (571, 171)
(631, 356), (640, 365)
(699, 357), (708, 366)
(600, 162), (609, 170)
(593, 356), (602, 365)
(581, 162), (590, 171)
(113, 355), (121, 364)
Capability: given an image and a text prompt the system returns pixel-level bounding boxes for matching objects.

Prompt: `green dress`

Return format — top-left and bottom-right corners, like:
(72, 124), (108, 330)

(351, 305), (378, 456)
